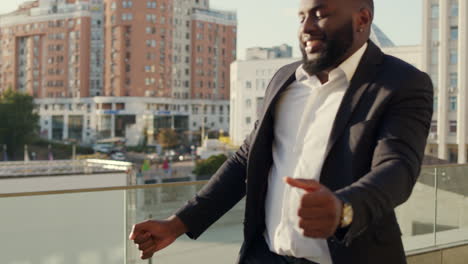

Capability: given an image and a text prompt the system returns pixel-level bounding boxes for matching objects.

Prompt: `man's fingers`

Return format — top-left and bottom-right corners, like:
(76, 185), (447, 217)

(141, 250), (155, 260)
(298, 207), (329, 219)
(284, 177), (321, 192)
(133, 231), (152, 244)
(299, 218), (328, 231)
(302, 228), (332, 239)
(299, 219), (335, 238)
(138, 237), (155, 251)
(141, 244), (158, 259)
(300, 191), (333, 208)
(129, 222), (148, 240)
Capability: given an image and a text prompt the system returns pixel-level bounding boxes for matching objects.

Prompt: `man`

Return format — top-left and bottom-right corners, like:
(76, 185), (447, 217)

(130, 0), (433, 263)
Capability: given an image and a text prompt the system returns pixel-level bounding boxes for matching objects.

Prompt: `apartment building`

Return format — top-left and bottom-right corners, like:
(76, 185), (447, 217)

(190, 8), (236, 101)
(0, 0), (237, 146)
(102, 0), (236, 99)
(172, 0), (208, 99)
(423, 0), (468, 163)
(103, 0), (173, 97)
(0, 0), (104, 98)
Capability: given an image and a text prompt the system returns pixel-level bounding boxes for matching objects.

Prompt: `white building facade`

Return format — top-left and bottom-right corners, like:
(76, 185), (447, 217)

(422, 0), (468, 163)
(36, 97), (230, 146)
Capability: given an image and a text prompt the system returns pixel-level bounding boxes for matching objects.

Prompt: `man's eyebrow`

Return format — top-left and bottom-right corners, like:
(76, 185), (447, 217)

(298, 4), (328, 15)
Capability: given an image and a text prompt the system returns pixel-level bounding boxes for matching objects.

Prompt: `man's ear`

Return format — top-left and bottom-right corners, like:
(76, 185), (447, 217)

(356, 7), (372, 31)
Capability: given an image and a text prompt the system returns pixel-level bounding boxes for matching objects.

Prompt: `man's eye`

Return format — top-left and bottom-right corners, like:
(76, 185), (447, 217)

(299, 16), (305, 23)
(316, 11), (328, 20)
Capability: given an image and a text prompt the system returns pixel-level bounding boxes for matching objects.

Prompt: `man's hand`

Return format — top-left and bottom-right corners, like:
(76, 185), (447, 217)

(285, 177), (343, 239)
(129, 215), (188, 259)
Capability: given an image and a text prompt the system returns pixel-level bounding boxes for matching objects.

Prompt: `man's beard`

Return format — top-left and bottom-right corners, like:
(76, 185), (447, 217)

(301, 21), (354, 76)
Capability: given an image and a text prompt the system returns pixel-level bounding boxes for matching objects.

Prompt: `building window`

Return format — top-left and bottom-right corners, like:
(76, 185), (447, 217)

(147, 1), (157, 8)
(245, 99), (252, 108)
(431, 74), (439, 88)
(434, 96), (438, 110)
(431, 50), (439, 65)
(449, 96), (457, 112)
(449, 148), (458, 163)
(246, 117), (251, 125)
(431, 4), (439, 18)
(449, 120), (457, 133)
(431, 120), (437, 133)
(450, 73), (458, 88)
(122, 13), (133, 21)
(431, 28), (439, 42)
(451, 3), (458, 17)
(450, 50), (458, 65)
(450, 26), (458, 40)
(122, 1), (133, 8)
(246, 81), (252, 88)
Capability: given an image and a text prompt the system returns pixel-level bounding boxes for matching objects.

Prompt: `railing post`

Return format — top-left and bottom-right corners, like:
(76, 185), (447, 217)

(433, 167), (439, 247)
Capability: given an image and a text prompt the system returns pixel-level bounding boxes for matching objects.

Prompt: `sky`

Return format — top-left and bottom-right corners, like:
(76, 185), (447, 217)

(0, 0), (422, 59)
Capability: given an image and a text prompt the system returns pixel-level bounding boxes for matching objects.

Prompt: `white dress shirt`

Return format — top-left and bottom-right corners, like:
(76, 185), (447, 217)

(264, 43), (368, 264)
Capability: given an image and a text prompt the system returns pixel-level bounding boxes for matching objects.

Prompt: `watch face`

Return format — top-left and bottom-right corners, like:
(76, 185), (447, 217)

(341, 203), (353, 228)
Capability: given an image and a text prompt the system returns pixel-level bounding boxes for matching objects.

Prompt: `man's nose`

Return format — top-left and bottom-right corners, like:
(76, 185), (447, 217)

(301, 16), (320, 34)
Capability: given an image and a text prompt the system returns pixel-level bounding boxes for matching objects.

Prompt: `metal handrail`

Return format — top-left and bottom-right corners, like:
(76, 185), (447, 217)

(0, 159), (133, 177)
(0, 180), (209, 198)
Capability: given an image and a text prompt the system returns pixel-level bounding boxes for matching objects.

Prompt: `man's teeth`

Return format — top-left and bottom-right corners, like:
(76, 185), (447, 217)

(305, 41), (314, 52)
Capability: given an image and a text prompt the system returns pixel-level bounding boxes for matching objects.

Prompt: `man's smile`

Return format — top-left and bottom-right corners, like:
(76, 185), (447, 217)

(304, 39), (324, 53)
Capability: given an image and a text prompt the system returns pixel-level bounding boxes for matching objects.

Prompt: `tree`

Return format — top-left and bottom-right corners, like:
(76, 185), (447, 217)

(192, 154), (228, 178)
(156, 128), (180, 149)
(0, 89), (39, 159)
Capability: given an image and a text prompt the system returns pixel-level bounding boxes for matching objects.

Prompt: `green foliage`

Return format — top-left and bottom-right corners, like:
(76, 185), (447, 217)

(192, 154), (227, 177)
(0, 89), (39, 159)
(127, 145), (155, 153)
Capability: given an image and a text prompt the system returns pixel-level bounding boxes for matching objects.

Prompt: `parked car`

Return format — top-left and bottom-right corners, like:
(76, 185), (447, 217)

(110, 152), (126, 161)
(93, 144), (113, 154)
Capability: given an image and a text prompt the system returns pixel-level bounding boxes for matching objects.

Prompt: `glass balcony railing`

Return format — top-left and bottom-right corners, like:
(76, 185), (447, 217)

(1, 165), (468, 263)
(398, 165), (468, 254)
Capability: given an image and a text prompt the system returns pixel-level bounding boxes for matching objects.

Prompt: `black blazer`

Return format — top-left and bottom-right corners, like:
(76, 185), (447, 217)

(176, 41), (434, 264)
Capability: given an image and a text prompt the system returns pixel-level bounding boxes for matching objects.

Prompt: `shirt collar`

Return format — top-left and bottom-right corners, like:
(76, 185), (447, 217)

(295, 42), (368, 83)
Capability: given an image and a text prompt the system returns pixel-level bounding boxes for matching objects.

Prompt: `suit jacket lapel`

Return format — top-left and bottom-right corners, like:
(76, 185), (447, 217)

(258, 61), (302, 124)
(322, 41), (384, 163)
(249, 60), (302, 153)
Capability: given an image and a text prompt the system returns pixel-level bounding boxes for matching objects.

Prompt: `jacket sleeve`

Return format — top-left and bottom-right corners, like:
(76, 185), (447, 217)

(173, 63), (294, 239)
(174, 120), (260, 239)
(335, 71), (434, 245)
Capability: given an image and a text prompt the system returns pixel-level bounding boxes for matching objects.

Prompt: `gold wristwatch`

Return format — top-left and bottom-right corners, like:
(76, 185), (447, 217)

(340, 201), (354, 228)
